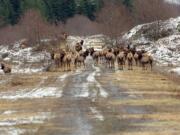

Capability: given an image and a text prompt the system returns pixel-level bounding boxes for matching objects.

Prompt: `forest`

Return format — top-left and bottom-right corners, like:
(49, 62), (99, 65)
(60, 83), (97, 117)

(0, 0), (179, 44)
(0, 0), (104, 25)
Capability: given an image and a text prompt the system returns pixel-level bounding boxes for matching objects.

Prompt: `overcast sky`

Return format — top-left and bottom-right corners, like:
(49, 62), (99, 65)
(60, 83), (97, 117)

(165, 0), (180, 5)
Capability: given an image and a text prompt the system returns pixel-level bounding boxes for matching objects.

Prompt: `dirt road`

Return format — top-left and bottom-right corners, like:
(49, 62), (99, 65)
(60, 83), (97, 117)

(0, 57), (180, 135)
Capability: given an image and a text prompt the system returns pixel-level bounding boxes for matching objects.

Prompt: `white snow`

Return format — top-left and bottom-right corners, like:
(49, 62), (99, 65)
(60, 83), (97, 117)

(58, 73), (69, 81)
(0, 87), (62, 100)
(137, 35), (180, 66)
(97, 82), (108, 98)
(87, 72), (96, 82)
(169, 67), (180, 75)
(90, 107), (104, 121)
(0, 44), (50, 63)
(87, 65), (108, 98)
(0, 111), (53, 135)
(123, 24), (144, 40)
(12, 66), (44, 74)
(123, 16), (180, 44)
(2, 111), (17, 115)
(0, 128), (26, 135)
(0, 112), (52, 126)
(74, 83), (89, 98)
(123, 16), (180, 74)
(67, 34), (109, 51)
(0, 43), (51, 74)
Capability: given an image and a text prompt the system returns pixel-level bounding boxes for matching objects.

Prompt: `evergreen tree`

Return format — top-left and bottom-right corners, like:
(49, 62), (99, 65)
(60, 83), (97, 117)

(8, 0), (22, 24)
(0, 0), (103, 25)
(42, 0), (76, 23)
(0, 0), (22, 25)
(78, 0), (102, 20)
(122, 0), (133, 9)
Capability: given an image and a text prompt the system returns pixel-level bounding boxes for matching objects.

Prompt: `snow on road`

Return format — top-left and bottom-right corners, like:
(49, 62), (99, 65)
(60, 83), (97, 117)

(0, 73), (71, 100)
(0, 112), (53, 135)
(0, 87), (62, 100)
(0, 112), (52, 126)
(74, 83), (89, 98)
(90, 107), (104, 121)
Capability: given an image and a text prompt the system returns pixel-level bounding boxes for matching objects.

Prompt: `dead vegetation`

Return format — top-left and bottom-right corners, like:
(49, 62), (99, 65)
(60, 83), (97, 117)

(0, 1), (179, 46)
(0, 72), (62, 91)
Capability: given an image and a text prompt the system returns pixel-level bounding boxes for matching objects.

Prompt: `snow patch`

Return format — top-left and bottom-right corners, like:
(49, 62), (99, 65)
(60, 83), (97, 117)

(12, 67), (43, 74)
(0, 112), (52, 126)
(169, 67), (180, 75)
(87, 72), (96, 82)
(0, 45), (50, 63)
(67, 34), (110, 51)
(0, 127), (26, 135)
(2, 111), (17, 115)
(58, 73), (69, 81)
(0, 43), (51, 74)
(0, 87), (62, 100)
(74, 83), (89, 98)
(123, 16), (180, 72)
(90, 107), (104, 121)
(86, 65), (108, 98)
(97, 82), (108, 98)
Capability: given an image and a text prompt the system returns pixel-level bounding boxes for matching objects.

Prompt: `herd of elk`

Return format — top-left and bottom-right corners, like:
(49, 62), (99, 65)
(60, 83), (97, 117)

(52, 41), (153, 70)
(51, 41), (153, 70)
(0, 40), (154, 74)
(88, 46), (154, 71)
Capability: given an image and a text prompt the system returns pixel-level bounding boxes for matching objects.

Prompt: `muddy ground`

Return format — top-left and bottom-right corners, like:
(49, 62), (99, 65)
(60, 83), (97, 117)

(0, 58), (180, 135)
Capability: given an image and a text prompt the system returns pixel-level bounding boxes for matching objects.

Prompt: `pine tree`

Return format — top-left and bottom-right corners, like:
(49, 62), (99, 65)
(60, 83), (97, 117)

(78, 0), (102, 20)
(0, 0), (103, 25)
(42, 0), (76, 24)
(8, 0), (22, 24)
(0, 0), (22, 25)
(122, 0), (133, 9)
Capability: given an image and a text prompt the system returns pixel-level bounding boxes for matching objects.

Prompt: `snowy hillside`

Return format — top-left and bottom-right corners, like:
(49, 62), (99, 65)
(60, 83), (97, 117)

(0, 42), (51, 74)
(123, 16), (180, 75)
(67, 34), (112, 50)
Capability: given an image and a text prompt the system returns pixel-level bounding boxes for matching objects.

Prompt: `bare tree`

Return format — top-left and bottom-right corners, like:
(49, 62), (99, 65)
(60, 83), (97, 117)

(64, 15), (100, 36)
(0, 24), (24, 45)
(19, 9), (50, 45)
(133, 0), (180, 39)
(96, 1), (134, 45)
(134, 0), (180, 23)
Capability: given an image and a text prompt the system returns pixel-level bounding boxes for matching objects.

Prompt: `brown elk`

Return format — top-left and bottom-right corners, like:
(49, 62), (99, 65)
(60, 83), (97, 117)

(127, 51), (134, 70)
(75, 43), (83, 52)
(53, 49), (66, 68)
(134, 52), (139, 66)
(106, 51), (115, 68)
(141, 53), (153, 70)
(1, 63), (11, 74)
(92, 51), (100, 65)
(63, 52), (73, 71)
(74, 50), (88, 68)
(117, 51), (125, 70)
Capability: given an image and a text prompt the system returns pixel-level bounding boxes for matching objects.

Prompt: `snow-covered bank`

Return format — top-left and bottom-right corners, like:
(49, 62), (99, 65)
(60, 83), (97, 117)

(0, 43), (50, 63)
(123, 16), (180, 75)
(0, 42), (51, 74)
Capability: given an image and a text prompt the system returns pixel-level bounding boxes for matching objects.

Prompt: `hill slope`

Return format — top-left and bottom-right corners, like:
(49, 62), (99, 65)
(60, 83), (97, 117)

(123, 16), (180, 75)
